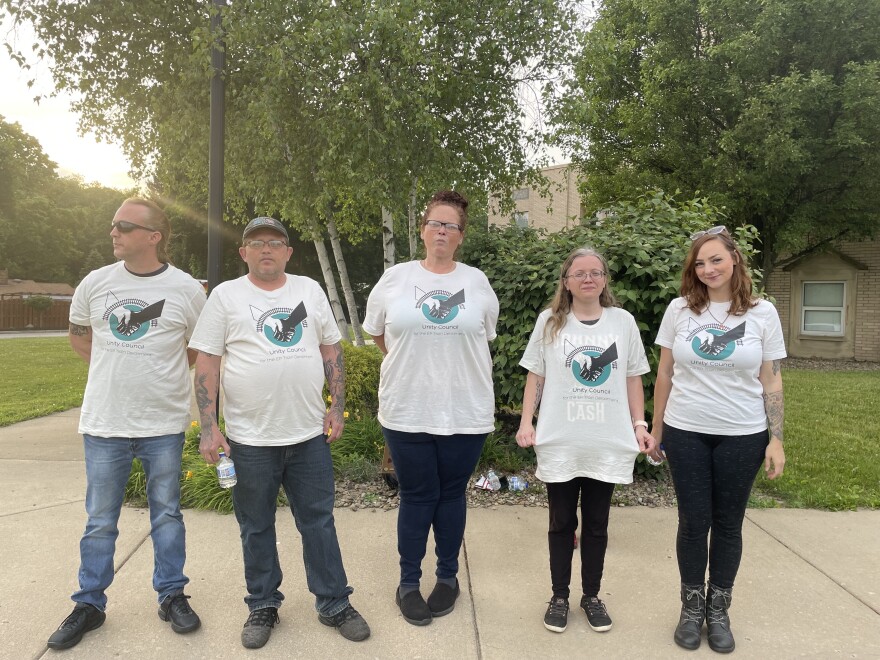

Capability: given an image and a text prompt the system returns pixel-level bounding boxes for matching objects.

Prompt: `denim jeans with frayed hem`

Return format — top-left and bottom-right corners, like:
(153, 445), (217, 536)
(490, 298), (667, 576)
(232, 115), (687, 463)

(382, 427), (487, 586)
(74, 433), (188, 611)
(229, 435), (353, 616)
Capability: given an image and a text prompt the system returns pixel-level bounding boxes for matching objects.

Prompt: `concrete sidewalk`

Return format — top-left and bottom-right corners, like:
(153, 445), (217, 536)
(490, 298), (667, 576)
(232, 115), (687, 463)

(1, 410), (878, 660)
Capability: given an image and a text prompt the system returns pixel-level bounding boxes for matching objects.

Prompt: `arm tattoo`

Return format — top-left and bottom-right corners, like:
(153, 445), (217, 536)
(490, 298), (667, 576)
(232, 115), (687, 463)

(195, 372), (216, 432)
(323, 345), (346, 413)
(534, 380), (544, 411)
(771, 359), (781, 376)
(69, 323), (90, 336)
(763, 390), (784, 443)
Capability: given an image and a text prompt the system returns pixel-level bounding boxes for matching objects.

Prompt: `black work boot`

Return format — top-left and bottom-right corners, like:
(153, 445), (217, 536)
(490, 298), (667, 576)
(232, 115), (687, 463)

(706, 583), (735, 653)
(673, 583), (705, 650)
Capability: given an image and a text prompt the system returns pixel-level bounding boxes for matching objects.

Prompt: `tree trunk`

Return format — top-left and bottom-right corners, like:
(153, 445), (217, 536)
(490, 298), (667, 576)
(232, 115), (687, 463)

(407, 177), (418, 258)
(311, 228), (349, 341)
(326, 214), (365, 346)
(381, 205), (395, 270)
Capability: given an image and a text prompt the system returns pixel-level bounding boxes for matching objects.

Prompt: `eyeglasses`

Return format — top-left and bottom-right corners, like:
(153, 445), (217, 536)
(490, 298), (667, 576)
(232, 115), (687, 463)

(111, 220), (159, 233)
(565, 270), (606, 281)
(244, 239), (288, 249)
(424, 220), (462, 233)
(689, 225), (728, 241)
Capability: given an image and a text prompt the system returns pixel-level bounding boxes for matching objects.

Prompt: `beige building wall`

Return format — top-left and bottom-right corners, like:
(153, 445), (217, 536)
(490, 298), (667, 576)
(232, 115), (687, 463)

(488, 164), (581, 231)
(765, 239), (880, 361)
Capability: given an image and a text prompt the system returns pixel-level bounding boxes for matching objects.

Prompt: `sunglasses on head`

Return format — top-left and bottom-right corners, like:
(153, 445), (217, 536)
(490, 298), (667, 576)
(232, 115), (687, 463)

(689, 225), (728, 241)
(111, 220), (159, 233)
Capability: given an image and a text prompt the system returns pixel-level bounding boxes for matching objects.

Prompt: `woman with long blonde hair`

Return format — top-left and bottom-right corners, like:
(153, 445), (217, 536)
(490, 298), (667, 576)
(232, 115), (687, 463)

(516, 247), (655, 635)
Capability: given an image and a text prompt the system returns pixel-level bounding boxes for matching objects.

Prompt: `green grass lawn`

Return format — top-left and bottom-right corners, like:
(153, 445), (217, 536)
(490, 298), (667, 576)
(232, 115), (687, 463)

(754, 368), (880, 510)
(0, 337), (88, 426)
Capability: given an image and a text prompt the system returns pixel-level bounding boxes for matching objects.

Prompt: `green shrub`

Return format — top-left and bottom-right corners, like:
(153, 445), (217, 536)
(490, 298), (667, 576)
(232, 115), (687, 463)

(459, 190), (761, 419)
(330, 416), (384, 481)
(329, 342), (383, 416)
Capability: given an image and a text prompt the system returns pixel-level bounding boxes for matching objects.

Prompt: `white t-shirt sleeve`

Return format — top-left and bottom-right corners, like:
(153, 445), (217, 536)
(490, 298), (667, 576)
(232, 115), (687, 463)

(655, 298), (683, 348)
(482, 273), (500, 341)
(519, 311), (548, 376)
(183, 287), (207, 341)
(188, 289), (228, 355)
(69, 274), (92, 326)
(362, 270), (388, 337)
(625, 312), (650, 376)
(313, 282), (343, 345)
(760, 301), (788, 361)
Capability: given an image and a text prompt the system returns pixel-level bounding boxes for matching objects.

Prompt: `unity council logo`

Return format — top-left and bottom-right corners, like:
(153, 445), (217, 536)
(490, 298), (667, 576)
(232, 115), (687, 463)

(252, 301), (308, 347)
(102, 292), (165, 341)
(686, 318), (746, 360)
(415, 286), (466, 324)
(564, 339), (618, 387)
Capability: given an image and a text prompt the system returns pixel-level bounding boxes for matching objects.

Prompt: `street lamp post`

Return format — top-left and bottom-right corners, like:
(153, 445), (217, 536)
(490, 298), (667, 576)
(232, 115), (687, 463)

(207, 0), (226, 293)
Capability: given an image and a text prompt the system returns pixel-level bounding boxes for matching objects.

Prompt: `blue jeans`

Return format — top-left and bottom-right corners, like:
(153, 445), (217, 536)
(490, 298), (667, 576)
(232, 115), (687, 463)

(382, 427), (487, 586)
(74, 433), (188, 610)
(229, 435), (353, 616)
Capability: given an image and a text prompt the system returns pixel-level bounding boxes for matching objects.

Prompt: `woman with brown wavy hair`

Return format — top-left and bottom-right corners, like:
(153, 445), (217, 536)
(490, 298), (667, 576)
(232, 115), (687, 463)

(651, 227), (786, 654)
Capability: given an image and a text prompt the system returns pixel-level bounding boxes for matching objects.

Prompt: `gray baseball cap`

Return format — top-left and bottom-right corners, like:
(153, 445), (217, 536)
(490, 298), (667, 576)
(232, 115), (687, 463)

(242, 216), (289, 241)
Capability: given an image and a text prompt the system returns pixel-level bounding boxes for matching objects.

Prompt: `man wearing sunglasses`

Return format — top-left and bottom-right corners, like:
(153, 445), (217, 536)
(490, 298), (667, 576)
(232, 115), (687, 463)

(49, 198), (206, 650)
(189, 216), (370, 649)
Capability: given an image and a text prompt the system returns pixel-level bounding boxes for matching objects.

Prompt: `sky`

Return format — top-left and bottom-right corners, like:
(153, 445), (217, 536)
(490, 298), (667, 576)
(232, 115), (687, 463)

(1, 18), (137, 191)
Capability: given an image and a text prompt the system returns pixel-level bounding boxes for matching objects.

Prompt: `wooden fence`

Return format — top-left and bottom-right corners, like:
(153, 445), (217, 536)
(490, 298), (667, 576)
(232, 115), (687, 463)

(0, 298), (71, 331)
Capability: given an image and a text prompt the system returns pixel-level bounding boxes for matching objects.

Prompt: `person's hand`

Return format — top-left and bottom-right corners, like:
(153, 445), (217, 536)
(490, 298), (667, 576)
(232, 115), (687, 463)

(200, 426), (230, 464)
(646, 425), (665, 463)
(764, 438), (785, 480)
(516, 423), (536, 448)
(635, 426), (656, 454)
(324, 408), (344, 443)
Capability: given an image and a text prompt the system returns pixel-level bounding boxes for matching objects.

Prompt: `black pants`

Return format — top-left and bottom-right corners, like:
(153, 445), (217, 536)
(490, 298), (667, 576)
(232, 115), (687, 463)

(547, 477), (615, 599)
(663, 423), (768, 589)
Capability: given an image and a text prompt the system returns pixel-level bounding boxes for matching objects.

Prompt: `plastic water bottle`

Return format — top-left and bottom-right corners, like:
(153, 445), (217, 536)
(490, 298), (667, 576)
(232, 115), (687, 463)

(646, 444), (666, 467)
(216, 449), (237, 488)
(508, 476), (528, 491)
(487, 469), (502, 491)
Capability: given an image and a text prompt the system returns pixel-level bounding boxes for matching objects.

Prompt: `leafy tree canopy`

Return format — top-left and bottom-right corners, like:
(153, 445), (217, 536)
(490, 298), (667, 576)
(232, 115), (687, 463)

(553, 0), (880, 269)
(3, 0), (576, 240)
(0, 115), (126, 284)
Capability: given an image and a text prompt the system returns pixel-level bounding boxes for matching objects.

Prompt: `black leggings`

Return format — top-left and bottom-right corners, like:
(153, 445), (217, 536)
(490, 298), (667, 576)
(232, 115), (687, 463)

(546, 477), (615, 599)
(663, 423), (768, 589)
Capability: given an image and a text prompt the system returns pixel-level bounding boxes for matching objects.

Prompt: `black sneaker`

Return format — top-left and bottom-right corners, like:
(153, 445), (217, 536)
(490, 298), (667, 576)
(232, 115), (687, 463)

(241, 607), (279, 649)
(581, 596), (613, 632)
(427, 579), (460, 617)
(543, 596), (569, 633)
(318, 604), (371, 641)
(158, 593), (201, 633)
(47, 603), (106, 650)
(395, 588), (432, 626)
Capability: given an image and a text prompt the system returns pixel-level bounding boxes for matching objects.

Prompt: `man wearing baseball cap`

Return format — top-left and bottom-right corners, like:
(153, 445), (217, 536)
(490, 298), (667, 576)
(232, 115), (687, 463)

(189, 216), (369, 649)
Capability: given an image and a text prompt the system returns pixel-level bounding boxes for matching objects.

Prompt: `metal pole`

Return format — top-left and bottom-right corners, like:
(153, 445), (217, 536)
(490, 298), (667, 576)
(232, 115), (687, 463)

(207, 0), (226, 293)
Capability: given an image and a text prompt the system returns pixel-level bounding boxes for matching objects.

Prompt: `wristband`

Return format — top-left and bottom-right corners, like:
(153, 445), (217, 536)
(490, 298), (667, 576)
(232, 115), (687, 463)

(632, 420), (649, 430)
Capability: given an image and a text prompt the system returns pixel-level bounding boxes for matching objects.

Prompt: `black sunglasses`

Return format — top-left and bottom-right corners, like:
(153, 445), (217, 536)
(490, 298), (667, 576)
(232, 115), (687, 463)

(111, 220), (159, 234)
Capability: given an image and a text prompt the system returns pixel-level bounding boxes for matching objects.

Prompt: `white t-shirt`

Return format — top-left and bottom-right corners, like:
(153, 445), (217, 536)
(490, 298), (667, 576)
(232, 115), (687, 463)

(362, 260), (499, 435)
(70, 262), (206, 437)
(520, 307), (650, 484)
(655, 297), (787, 435)
(188, 274), (342, 446)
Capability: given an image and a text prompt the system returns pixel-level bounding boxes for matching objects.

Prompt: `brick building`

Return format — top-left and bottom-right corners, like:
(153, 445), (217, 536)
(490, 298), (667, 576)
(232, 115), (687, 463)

(488, 164), (581, 231)
(765, 240), (880, 361)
